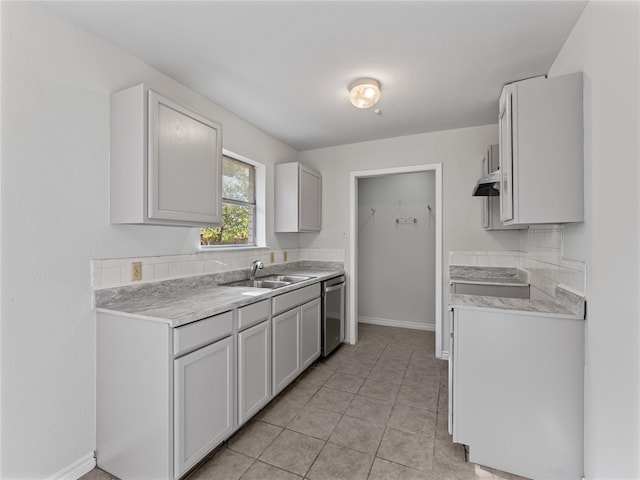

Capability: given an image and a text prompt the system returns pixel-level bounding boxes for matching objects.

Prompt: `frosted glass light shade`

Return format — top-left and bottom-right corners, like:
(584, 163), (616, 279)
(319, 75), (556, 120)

(349, 78), (381, 109)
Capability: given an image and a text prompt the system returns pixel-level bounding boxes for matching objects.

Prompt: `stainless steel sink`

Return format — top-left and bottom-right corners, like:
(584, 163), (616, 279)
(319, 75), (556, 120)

(222, 274), (314, 290)
(259, 274), (314, 283)
(223, 279), (290, 289)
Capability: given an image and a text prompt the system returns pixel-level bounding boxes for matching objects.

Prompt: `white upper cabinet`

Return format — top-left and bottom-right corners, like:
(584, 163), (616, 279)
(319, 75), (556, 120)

(499, 73), (583, 225)
(110, 84), (222, 227)
(482, 144), (526, 231)
(275, 162), (321, 232)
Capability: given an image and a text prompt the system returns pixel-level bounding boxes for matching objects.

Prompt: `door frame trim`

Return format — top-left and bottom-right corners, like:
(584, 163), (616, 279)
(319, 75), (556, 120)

(348, 163), (443, 358)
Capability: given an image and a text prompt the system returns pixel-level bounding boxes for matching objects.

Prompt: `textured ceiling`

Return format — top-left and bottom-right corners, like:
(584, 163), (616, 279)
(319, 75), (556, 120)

(44, 1), (587, 151)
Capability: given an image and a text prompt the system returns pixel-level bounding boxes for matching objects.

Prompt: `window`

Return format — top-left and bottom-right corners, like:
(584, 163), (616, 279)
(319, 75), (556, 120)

(201, 155), (256, 246)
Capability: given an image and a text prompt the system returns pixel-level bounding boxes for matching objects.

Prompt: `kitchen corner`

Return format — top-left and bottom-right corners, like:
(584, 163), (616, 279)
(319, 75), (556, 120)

(447, 257), (586, 479)
(449, 264), (585, 319)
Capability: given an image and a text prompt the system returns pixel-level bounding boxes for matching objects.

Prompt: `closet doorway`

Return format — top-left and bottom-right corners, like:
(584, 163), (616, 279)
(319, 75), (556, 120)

(348, 164), (443, 358)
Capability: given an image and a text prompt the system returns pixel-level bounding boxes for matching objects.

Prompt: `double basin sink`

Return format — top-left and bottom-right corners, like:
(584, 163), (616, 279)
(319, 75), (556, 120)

(223, 274), (314, 290)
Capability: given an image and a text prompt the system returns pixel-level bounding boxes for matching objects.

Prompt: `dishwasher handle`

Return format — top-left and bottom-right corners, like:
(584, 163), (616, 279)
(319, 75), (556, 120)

(325, 283), (344, 294)
(323, 275), (345, 288)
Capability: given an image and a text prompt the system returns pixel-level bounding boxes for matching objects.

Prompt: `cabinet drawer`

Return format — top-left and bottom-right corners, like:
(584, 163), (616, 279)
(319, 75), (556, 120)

(272, 284), (321, 316)
(173, 311), (233, 356)
(238, 299), (270, 331)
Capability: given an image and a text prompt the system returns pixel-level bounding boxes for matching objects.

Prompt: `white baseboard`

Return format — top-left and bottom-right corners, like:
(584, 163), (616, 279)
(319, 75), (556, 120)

(46, 452), (96, 480)
(358, 316), (436, 332)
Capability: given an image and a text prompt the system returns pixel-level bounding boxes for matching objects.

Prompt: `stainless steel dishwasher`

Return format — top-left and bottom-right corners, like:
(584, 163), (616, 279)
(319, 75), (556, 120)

(321, 275), (345, 357)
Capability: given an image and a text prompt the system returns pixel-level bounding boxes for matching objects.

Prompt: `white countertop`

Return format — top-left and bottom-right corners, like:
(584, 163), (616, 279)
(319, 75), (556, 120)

(449, 276), (529, 287)
(95, 269), (343, 327)
(449, 293), (583, 319)
(449, 265), (529, 287)
(448, 265), (584, 319)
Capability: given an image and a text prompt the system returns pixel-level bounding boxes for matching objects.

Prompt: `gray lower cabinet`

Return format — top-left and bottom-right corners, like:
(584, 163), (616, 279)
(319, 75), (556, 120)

(174, 336), (233, 478)
(272, 283), (321, 395)
(450, 307), (584, 479)
(273, 298), (320, 395)
(96, 280), (323, 479)
(300, 298), (321, 370)
(272, 308), (301, 395)
(96, 309), (234, 480)
(272, 287), (322, 396)
(237, 319), (271, 426)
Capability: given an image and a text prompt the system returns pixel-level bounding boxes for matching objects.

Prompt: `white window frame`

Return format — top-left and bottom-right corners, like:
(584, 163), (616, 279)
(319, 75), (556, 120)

(200, 149), (266, 249)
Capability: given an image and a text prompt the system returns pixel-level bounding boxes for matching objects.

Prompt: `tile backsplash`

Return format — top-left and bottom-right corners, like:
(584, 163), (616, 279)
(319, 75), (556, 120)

(92, 247), (345, 289)
(450, 225), (586, 299)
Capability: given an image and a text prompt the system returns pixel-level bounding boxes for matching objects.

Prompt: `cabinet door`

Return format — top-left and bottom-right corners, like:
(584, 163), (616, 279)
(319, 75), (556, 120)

(448, 309), (455, 436)
(452, 308), (584, 479)
(148, 90), (222, 225)
(481, 153), (490, 229)
(174, 336), (233, 478)
(300, 298), (321, 370)
(498, 87), (514, 222)
(272, 309), (300, 395)
(299, 166), (321, 231)
(238, 320), (271, 426)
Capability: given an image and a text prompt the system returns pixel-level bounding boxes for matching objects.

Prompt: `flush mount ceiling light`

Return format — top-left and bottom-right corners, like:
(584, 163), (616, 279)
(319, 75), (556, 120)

(348, 78), (381, 109)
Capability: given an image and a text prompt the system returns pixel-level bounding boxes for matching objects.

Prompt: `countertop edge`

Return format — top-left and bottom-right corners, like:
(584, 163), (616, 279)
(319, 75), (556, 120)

(449, 278), (529, 287)
(448, 293), (583, 320)
(95, 269), (344, 327)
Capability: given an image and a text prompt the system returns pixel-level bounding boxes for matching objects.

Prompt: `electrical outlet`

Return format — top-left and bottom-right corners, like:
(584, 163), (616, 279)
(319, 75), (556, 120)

(269, 252), (275, 263)
(131, 262), (142, 281)
(283, 251), (288, 262)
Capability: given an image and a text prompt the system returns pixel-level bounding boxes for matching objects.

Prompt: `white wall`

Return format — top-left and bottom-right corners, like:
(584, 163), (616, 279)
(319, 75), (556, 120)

(0, 3), (298, 477)
(357, 172), (436, 329)
(546, 2), (639, 478)
(299, 124), (523, 352)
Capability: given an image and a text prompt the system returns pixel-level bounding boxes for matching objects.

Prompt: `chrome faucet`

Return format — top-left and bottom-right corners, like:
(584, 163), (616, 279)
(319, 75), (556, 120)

(250, 259), (264, 280)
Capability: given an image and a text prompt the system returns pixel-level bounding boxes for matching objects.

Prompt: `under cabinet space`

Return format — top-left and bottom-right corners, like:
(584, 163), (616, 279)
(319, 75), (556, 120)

(110, 84), (222, 227)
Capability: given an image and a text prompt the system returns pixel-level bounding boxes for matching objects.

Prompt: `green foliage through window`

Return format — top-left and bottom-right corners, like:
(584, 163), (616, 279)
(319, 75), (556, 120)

(201, 156), (255, 246)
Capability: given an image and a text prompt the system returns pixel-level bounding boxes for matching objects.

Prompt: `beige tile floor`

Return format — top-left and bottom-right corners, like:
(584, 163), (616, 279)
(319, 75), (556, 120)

(83, 323), (528, 480)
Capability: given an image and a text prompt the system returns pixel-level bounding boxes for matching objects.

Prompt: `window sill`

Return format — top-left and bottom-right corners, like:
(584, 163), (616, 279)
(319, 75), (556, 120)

(199, 245), (269, 252)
